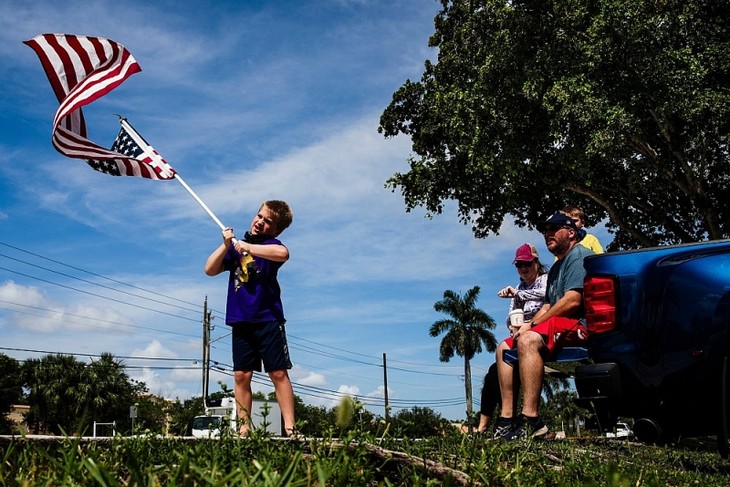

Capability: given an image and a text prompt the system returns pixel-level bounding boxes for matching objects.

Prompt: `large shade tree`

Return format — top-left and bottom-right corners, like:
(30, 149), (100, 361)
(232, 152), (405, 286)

(429, 286), (497, 420)
(379, 0), (730, 250)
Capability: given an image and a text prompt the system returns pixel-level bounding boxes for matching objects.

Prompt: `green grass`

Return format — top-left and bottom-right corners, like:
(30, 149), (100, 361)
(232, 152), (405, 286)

(1, 431), (730, 486)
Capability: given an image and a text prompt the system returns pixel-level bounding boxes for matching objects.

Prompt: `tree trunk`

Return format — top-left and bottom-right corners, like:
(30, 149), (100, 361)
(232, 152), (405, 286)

(464, 357), (472, 420)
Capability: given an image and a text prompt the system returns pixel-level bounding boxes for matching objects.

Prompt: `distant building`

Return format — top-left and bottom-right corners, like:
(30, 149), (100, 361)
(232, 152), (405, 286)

(6, 404), (29, 429)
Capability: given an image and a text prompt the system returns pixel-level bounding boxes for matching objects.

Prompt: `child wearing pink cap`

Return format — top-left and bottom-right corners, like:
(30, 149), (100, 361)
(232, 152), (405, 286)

(476, 243), (549, 434)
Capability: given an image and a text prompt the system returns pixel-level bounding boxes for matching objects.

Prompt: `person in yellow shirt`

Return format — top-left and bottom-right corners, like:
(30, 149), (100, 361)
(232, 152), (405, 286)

(562, 205), (604, 254)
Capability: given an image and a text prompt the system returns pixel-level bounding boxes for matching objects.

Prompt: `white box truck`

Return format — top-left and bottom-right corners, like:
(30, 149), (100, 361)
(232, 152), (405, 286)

(191, 397), (282, 438)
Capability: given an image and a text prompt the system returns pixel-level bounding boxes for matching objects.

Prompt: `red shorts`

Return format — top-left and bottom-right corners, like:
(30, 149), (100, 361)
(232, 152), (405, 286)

(504, 316), (588, 358)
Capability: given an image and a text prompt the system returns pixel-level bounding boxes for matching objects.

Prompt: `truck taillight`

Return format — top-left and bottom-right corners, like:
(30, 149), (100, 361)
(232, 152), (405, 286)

(584, 276), (617, 333)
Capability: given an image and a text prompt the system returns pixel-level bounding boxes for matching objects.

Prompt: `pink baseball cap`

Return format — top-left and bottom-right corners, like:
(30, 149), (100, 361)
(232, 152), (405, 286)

(513, 243), (539, 263)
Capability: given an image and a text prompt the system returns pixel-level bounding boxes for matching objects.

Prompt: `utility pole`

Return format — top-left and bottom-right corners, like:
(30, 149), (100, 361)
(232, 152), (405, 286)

(383, 353), (390, 423)
(202, 296), (212, 410)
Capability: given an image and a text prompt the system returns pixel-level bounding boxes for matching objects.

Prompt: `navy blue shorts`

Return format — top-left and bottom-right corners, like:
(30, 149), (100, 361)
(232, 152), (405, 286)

(231, 321), (292, 372)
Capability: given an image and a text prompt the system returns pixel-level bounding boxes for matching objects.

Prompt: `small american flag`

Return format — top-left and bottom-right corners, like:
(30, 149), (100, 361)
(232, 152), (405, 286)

(25, 33), (175, 180)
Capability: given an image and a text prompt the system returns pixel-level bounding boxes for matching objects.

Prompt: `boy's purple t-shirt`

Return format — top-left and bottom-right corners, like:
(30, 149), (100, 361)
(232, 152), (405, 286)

(222, 238), (285, 324)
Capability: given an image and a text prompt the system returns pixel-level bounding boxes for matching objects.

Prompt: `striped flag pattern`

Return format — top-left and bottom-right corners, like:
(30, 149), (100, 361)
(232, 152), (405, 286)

(25, 33), (176, 180)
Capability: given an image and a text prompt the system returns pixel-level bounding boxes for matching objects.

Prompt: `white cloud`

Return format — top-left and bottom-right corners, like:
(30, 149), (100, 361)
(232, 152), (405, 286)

(290, 365), (327, 387)
(131, 340), (178, 360)
(129, 367), (178, 399)
(0, 280), (45, 307)
(337, 384), (360, 397)
(366, 385), (391, 400)
(0, 280), (133, 333)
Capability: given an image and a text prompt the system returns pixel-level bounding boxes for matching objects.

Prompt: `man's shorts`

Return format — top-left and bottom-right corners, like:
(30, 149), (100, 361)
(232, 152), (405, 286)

(504, 316), (588, 358)
(231, 320), (292, 372)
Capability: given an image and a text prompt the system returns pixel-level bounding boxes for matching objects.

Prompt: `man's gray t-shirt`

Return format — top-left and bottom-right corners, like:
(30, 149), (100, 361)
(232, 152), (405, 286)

(545, 244), (594, 317)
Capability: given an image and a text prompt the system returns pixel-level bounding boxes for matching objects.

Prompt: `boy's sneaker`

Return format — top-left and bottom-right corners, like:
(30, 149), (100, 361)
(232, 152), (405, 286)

(493, 417), (513, 439)
(503, 414), (548, 440)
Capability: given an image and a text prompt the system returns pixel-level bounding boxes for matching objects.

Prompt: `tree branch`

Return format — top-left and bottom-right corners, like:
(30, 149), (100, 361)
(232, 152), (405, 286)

(362, 442), (471, 486)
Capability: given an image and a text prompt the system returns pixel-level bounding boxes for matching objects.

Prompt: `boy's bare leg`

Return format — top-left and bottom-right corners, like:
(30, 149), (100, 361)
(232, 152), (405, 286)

(234, 370), (253, 436)
(269, 369), (296, 435)
(477, 414), (490, 433)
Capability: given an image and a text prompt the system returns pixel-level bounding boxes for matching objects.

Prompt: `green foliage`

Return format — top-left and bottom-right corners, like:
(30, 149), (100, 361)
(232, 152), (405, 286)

(133, 395), (170, 434)
(167, 396), (204, 436)
(294, 398), (337, 437)
(21, 353), (139, 435)
(0, 354), (22, 434)
(379, 0), (730, 250)
(293, 396), (385, 439)
(541, 388), (587, 436)
(12, 349), (490, 442)
(390, 406), (451, 438)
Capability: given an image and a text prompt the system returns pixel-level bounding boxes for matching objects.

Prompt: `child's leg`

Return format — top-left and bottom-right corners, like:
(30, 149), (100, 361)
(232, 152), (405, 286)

(268, 369), (296, 435)
(234, 370), (254, 436)
(496, 341), (516, 419)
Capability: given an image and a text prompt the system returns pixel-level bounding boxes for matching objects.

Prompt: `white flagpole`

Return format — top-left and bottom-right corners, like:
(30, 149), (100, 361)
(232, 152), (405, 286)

(172, 172), (226, 230)
(117, 117), (238, 242)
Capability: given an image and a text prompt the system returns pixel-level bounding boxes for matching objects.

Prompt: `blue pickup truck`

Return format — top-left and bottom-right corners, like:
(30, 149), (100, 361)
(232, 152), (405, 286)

(574, 239), (730, 455)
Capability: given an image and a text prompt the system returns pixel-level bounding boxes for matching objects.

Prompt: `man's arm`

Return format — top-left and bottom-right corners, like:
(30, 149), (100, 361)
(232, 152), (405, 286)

(512, 290), (583, 340)
(531, 289), (583, 325)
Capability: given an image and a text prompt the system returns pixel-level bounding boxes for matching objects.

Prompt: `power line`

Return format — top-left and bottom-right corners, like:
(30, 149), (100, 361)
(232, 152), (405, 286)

(0, 300), (200, 340)
(202, 365), (465, 409)
(0, 241), (205, 312)
(0, 346), (198, 362)
(289, 333), (468, 371)
(0, 264), (199, 323)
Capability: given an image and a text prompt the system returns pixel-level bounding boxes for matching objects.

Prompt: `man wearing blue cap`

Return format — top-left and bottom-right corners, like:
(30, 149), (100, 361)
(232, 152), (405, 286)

(493, 212), (595, 440)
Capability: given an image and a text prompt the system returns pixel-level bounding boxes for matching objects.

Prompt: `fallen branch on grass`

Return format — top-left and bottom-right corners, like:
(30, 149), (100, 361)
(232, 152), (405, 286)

(361, 442), (471, 486)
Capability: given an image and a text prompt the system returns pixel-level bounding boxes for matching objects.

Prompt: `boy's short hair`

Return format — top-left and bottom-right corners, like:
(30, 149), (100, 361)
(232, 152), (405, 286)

(562, 204), (587, 225)
(262, 200), (293, 235)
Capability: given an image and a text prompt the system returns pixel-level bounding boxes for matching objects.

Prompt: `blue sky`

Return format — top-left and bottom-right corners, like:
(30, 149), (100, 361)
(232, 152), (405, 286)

(0, 0), (610, 421)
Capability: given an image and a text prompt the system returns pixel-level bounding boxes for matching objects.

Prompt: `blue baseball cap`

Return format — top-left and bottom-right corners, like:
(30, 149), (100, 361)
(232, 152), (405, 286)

(537, 212), (579, 233)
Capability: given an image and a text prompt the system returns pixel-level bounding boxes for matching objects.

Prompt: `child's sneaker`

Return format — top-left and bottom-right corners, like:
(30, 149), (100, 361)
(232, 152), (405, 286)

(503, 414), (548, 440)
(493, 417), (513, 439)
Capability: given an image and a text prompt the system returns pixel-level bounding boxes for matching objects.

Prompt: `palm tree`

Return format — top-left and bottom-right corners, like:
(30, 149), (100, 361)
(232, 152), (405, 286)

(22, 353), (138, 435)
(22, 354), (85, 434)
(429, 286), (497, 420)
(545, 389), (584, 436)
(83, 353), (137, 428)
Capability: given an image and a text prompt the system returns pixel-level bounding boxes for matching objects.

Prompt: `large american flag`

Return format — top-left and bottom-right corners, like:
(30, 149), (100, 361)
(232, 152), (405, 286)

(25, 33), (176, 180)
